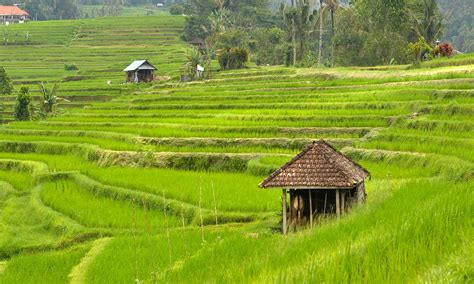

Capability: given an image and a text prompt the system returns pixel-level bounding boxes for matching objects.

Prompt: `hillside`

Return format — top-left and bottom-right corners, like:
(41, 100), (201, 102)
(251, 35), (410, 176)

(436, 0), (474, 53)
(0, 15), (473, 283)
(0, 14), (186, 123)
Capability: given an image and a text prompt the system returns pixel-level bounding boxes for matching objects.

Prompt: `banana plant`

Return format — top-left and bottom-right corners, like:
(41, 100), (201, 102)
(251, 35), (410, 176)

(38, 82), (69, 114)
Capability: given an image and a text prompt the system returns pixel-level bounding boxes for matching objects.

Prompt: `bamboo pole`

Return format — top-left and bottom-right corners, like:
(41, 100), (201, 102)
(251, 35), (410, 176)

(282, 189), (287, 235)
(309, 190), (313, 228)
(336, 189), (340, 220)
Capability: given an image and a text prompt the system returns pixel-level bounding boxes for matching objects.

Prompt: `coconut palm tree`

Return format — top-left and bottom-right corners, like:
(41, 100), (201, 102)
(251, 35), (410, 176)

(281, 4), (298, 66)
(410, 0), (443, 45)
(209, 0), (230, 34)
(326, 0), (339, 66)
(314, 0), (339, 67)
(282, 0), (316, 65)
(317, 0), (325, 67)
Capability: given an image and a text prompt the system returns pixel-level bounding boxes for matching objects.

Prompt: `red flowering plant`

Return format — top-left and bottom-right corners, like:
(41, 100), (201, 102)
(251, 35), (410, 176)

(438, 42), (453, 57)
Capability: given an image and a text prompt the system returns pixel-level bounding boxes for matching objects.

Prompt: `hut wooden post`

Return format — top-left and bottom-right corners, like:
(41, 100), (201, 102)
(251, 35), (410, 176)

(341, 191), (345, 215)
(282, 189), (287, 235)
(309, 190), (313, 228)
(336, 189), (340, 219)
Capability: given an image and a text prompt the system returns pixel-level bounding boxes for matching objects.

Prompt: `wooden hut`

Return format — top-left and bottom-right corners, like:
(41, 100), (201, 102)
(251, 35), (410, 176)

(259, 140), (370, 234)
(123, 60), (157, 83)
(190, 38), (205, 50)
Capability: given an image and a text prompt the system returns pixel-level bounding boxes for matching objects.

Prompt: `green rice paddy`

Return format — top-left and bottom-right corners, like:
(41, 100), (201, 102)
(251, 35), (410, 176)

(0, 14), (472, 283)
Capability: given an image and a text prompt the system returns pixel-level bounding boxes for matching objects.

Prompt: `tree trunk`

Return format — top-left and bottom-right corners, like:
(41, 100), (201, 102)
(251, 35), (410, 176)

(318, 0), (324, 67)
(330, 8), (335, 67)
(292, 18), (297, 66)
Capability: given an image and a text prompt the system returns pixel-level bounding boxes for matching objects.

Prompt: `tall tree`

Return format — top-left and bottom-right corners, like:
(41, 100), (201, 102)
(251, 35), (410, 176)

(282, 4), (298, 65)
(0, 67), (12, 95)
(326, 0), (339, 66)
(282, 0), (315, 65)
(357, 0), (409, 64)
(209, 0), (231, 34)
(14, 87), (31, 121)
(317, 0), (324, 66)
(410, 0), (443, 44)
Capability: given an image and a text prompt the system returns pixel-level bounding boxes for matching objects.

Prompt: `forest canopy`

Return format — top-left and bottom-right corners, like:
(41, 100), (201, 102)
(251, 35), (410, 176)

(180, 0), (454, 67)
(5, 0), (472, 64)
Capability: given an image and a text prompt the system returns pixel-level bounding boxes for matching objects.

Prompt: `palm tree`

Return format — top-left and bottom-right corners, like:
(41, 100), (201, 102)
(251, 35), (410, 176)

(410, 0), (443, 45)
(317, 0), (325, 67)
(209, 0), (230, 34)
(326, 0), (339, 66)
(314, 0), (339, 67)
(282, 0), (315, 65)
(38, 82), (68, 114)
(282, 4), (298, 66)
(183, 47), (203, 80)
(296, 0), (315, 62)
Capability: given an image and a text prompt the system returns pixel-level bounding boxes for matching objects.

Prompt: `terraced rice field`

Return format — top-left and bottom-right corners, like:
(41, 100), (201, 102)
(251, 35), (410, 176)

(0, 15), (473, 283)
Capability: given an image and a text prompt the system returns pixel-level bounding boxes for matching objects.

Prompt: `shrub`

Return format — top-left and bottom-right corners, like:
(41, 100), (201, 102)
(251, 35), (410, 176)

(169, 4), (184, 15)
(218, 48), (249, 70)
(13, 86), (31, 121)
(0, 66), (12, 95)
(64, 64), (78, 71)
(407, 37), (432, 65)
(438, 42), (453, 57)
(254, 28), (286, 66)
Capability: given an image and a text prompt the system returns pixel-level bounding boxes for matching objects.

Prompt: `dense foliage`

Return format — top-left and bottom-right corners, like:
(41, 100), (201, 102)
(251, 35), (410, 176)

(437, 0), (474, 53)
(407, 36), (433, 63)
(1, 0), (80, 20)
(436, 42), (453, 57)
(333, 0), (444, 66)
(13, 87), (31, 121)
(218, 47), (249, 70)
(0, 67), (12, 95)
(183, 0), (450, 67)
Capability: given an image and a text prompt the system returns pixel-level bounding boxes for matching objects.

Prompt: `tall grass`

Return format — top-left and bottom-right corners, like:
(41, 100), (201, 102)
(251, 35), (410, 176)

(158, 180), (473, 283)
(85, 230), (221, 283)
(0, 170), (33, 191)
(0, 244), (89, 284)
(40, 180), (181, 229)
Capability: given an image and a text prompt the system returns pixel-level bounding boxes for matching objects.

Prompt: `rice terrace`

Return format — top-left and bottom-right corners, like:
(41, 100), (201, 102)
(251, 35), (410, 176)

(0, 1), (472, 283)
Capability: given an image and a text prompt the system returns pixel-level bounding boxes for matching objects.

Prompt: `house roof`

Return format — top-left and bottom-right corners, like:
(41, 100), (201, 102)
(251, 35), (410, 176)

(123, 60), (157, 72)
(259, 140), (370, 189)
(0, 6), (29, 16)
(190, 38), (204, 44)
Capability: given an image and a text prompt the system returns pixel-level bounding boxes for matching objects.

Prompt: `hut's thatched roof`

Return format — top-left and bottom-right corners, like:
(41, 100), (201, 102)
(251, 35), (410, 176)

(190, 37), (205, 44)
(259, 140), (370, 189)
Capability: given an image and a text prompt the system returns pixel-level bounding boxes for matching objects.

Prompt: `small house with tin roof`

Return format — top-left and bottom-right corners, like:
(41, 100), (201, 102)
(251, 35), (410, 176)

(260, 140), (370, 234)
(123, 60), (157, 83)
(0, 5), (28, 25)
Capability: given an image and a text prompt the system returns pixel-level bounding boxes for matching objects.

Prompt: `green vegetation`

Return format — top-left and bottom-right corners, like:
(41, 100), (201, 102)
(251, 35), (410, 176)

(0, 245), (90, 284)
(0, 14), (472, 283)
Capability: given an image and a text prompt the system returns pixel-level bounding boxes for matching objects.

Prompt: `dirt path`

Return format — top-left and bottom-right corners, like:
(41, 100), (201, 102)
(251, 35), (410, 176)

(68, 237), (113, 284)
